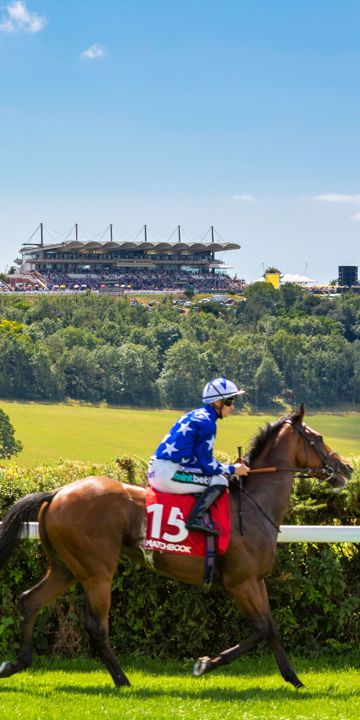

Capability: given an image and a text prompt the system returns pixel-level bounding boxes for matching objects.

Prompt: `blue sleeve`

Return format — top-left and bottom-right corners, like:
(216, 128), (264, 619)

(195, 419), (235, 476)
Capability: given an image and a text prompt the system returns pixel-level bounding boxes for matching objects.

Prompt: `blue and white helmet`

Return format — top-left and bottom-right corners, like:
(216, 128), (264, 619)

(202, 377), (245, 404)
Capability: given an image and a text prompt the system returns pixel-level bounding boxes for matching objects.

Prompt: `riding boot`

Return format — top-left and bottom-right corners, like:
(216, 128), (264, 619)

(185, 485), (226, 536)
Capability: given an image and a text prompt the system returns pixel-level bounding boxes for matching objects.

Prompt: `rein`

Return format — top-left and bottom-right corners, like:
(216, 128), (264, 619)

(237, 477), (281, 533)
(247, 466), (331, 476)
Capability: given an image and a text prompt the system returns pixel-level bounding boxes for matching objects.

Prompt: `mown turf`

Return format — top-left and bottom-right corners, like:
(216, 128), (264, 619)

(0, 655), (359, 720)
(1, 401), (359, 466)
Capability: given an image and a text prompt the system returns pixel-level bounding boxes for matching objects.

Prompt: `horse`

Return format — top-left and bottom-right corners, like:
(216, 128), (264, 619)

(0, 405), (352, 689)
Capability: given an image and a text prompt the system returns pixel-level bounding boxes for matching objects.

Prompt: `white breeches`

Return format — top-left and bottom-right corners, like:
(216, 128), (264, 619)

(148, 458), (228, 494)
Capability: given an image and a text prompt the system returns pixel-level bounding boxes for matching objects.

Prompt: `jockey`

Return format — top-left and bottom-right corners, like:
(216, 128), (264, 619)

(148, 377), (249, 536)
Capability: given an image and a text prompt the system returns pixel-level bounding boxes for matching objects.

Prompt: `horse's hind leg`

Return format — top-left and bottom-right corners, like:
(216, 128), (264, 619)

(194, 578), (304, 689)
(0, 562), (74, 679)
(82, 577), (130, 687)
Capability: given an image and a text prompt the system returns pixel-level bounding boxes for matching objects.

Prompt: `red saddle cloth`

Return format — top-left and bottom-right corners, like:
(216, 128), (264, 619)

(144, 487), (230, 557)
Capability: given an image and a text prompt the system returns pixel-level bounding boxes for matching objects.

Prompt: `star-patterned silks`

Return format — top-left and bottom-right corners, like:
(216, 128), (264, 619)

(177, 421), (192, 436)
(192, 409), (211, 422)
(209, 458), (219, 470)
(164, 441), (177, 456)
(152, 404), (235, 478)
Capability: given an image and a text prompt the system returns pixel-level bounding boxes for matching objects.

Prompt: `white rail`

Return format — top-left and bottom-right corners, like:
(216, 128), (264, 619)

(0, 523), (359, 543)
(277, 525), (360, 543)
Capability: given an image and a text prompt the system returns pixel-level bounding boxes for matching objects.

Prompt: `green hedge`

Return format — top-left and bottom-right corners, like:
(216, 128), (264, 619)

(0, 457), (360, 660)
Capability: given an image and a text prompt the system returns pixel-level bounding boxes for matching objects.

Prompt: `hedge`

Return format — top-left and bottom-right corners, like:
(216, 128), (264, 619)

(0, 457), (360, 660)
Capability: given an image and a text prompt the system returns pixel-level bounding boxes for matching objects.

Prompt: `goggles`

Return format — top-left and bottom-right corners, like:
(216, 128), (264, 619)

(223, 397), (235, 406)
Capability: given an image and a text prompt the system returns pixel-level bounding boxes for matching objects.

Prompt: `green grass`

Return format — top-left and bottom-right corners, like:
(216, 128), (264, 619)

(0, 655), (359, 719)
(1, 401), (359, 466)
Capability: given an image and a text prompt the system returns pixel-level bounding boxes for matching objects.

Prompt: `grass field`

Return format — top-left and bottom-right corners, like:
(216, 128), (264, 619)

(1, 400), (359, 466)
(0, 655), (359, 720)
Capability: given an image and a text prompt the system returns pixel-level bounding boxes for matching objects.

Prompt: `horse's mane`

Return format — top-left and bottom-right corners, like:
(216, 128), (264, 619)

(247, 409), (302, 465)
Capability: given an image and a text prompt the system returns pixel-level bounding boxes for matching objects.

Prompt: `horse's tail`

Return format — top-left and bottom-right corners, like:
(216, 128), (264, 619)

(0, 490), (57, 570)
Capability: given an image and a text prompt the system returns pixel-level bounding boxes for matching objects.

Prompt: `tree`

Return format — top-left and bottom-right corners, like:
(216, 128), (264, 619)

(157, 339), (205, 407)
(351, 341), (360, 402)
(57, 347), (102, 402)
(150, 321), (182, 354)
(254, 357), (283, 406)
(0, 408), (23, 459)
(184, 285), (195, 299)
(227, 332), (267, 403)
(58, 326), (99, 349)
(279, 283), (304, 311)
(94, 343), (158, 405)
(244, 282), (283, 324)
(0, 332), (35, 399)
(264, 266), (282, 275)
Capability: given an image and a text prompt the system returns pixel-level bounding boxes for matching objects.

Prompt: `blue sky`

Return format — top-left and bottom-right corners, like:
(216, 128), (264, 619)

(0, 0), (359, 282)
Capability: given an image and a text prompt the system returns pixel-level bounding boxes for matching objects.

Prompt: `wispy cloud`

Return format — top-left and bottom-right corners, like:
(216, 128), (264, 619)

(314, 193), (360, 204)
(352, 212), (360, 221)
(0, 1), (46, 33)
(81, 43), (106, 60)
(232, 194), (257, 202)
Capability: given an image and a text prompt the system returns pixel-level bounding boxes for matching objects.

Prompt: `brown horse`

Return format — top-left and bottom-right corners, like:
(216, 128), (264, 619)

(0, 405), (352, 688)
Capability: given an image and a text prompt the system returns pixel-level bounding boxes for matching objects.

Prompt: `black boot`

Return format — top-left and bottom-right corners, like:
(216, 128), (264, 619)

(185, 485), (226, 536)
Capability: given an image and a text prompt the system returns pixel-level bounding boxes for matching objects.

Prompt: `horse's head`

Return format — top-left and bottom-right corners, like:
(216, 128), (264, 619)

(287, 404), (352, 488)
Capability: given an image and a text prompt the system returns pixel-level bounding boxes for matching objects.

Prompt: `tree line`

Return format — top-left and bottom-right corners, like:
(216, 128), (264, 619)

(0, 284), (359, 408)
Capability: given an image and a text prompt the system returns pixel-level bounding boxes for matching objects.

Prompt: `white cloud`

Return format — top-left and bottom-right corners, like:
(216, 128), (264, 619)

(232, 194), (257, 202)
(352, 212), (360, 221)
(314, 193), (360, 204)
(0, 1), (46, 33)
(81, 43), (106, 60)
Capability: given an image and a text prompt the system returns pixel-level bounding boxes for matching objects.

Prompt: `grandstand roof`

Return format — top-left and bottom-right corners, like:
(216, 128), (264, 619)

(21, 240), (240, 254)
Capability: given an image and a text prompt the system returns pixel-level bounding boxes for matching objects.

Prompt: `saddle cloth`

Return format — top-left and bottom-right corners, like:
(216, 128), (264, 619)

(144, 487), (230, 557)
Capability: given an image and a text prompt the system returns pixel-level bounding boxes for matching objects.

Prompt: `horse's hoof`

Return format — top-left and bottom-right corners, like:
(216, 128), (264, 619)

(0, 661), (14, 678)
(295, 680), (305, 689)
(193, 656), (211, 677)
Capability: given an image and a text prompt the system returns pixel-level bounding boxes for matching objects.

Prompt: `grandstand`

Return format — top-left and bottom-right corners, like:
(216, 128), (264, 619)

(14, 225), (242, 292)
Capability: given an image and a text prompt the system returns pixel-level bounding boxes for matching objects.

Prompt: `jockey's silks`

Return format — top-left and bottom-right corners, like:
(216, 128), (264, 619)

(153, 404), (236, 476)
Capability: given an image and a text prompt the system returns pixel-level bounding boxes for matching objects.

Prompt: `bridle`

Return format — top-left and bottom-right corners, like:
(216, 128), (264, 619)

(281, 420), (345, 484)
(244, 420), (345, 484)
(235, 420), (349, 535)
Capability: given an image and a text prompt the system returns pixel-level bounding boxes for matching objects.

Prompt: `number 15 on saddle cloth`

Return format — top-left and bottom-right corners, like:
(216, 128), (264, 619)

(144, 487), (231, 556)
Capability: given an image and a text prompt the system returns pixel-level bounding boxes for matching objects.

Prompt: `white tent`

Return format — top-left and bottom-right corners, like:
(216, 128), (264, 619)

(281, 273), (315, 284)
(252, 274), (316, 285)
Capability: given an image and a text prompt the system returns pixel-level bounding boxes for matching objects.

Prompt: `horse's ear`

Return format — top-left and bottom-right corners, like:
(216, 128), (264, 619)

(291, 403), (305, 425)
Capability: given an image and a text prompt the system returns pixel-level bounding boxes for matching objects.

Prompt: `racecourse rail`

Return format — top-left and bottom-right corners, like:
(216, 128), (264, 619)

(0, 523), (359, 543)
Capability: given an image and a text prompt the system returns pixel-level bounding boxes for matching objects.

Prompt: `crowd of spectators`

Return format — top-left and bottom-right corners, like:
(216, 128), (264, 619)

(4, 269), (359, 296)
(4, 269), (246, 293)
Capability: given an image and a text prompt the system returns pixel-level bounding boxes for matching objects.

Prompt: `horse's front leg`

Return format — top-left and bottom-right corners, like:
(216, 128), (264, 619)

(193, 578), (304, 689)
